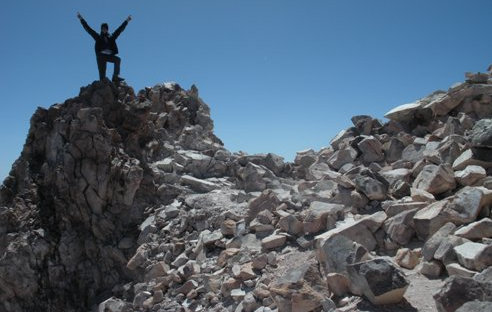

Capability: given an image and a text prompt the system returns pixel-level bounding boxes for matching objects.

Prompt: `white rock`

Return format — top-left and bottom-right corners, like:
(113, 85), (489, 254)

(454, 165), (486, 186)
(384, 102), (422, 122)
(454, 218), (492, 240)
(454, 242), (488, 271)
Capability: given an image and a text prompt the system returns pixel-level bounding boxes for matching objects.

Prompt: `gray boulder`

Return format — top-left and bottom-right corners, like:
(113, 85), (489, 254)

(236, 162), (271, 192)
(420, 260), (443, 278)
(454, 242), (492, 271)
(384, 102), (422, 123)
(316, 214), (380, 253)
(380, 168), (412, 186)
(384, 208), (419, 246)
(413, 200), (450, 240)
(454, 165), (487, 186)
(246, 190), (280, 225)
(422, 222), (457, 261)
(347, 257), (409, 305)
(175, 150), (213, 178)
(454, 218), (492, 240)
(327, 146), (358, 170)
(354, 175), (387, 201)
(470, 119), (492, 161)
(453, 149), (492, 171)
(351, 115), (381, 135)
(294, 149), (317, 168)
(414, 187), (492, 239)
(357, 136), (384, 163)
(433, 276), (492, 312)
(401, 143), (426, 163)
(302, 201), (344, 235)
(434, 235), (470, 265)
(444, 186), (492, 224)
(330, 128), (356, 150)
(474, 267), (492, 283)
(316, 233), (369, 276)
(412, 164), (456, 195)
(383, 138), (406, 163)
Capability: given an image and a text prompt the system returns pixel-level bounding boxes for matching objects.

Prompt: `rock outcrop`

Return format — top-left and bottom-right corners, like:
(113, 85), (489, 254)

(1, 67), (492, 312)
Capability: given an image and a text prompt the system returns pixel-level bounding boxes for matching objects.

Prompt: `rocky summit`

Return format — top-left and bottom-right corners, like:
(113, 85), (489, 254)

(1, 69), (492, 312)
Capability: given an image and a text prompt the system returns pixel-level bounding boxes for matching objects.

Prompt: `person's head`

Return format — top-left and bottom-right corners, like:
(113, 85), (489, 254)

(101, 23), (109, 34)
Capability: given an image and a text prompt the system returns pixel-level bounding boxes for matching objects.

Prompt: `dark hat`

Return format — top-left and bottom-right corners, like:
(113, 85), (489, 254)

(101, 23), (109, 30)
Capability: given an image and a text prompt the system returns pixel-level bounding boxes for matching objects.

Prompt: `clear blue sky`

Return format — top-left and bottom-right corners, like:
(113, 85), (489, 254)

(1, 0), (491, 180)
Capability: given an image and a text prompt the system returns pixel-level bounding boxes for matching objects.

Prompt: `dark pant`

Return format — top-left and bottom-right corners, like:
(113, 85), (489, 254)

(96, 54), (121, 81)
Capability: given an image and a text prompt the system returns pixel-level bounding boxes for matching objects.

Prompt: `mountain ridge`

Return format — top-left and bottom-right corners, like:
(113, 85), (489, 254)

(1, 69), (492, 311)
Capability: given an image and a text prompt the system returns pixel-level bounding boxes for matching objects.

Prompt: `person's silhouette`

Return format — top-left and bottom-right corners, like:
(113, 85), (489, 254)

(77, 12), (132, 82)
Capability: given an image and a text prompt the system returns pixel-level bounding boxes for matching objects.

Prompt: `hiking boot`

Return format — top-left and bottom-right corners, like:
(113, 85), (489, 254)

(112, 76), (125, 83)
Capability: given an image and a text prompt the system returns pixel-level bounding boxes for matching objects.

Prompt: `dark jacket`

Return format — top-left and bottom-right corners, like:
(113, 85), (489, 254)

(80, 18), (128, 55)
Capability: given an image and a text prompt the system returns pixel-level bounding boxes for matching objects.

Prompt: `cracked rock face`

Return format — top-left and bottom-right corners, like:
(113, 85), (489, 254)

(0, 81), (222, 311)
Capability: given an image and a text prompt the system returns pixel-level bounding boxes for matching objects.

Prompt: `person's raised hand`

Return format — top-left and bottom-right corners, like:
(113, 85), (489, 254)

(77, 12), (83, 20)
(126, 15), (132, 22)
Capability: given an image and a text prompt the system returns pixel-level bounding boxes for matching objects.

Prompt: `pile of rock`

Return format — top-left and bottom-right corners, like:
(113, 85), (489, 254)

(1, 68), (492, 312)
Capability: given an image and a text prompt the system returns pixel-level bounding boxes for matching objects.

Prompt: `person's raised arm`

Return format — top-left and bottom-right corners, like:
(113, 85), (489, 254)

(77, 12), (98, 40)
(113, 15), (132, 39)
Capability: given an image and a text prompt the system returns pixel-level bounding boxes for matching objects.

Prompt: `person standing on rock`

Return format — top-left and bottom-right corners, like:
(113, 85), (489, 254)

(77, 12), (131, 83)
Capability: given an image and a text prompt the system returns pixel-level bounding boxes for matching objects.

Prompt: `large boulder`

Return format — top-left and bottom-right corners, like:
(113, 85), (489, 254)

(414, 187), (492, 239)
(452, 149), (492, 171)
(383, 208), (419, 246)
(295, 149), (317, 168)
(246, 190), (280, 225)
(413, 200), (450, 240)
(237, 153), (286, 177)
(327, 146), (358, 170)
(425, 83), (492, 116)
(302, 201), (344, 235)
(382, 200), (427, 217)
(351, 115), (381, 135)
(357, 136), (384, 163)
(174, 150), (213, 178)
(354, 175), (388, 201)
(444, 186), (492, 224)
(330, 128), (356, 150)
(433, 276), (492, 312)
(380, 168), (412, 186)
(469, 119), (492, 161)
(384, 102), (422, 123)
(383, 138), (406, 164)
(347, 257), (409, 305)
(316, 213), (382, 253)
(412, 164), (456, 195)
(387, 90), (446, 121)
(422, 222), (457, 261)
(401, 143), (426, 163)
(434, 235), (470, 265)
(236, 162), (271, 192)
(454, 218), (492, 240)
(454, 165), (487, 186)
(454, 242), (492, 271)
(316, 232), (369, 276)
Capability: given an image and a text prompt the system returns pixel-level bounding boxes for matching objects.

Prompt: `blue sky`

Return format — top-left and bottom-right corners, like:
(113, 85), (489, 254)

(1, 1), (492, 180)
